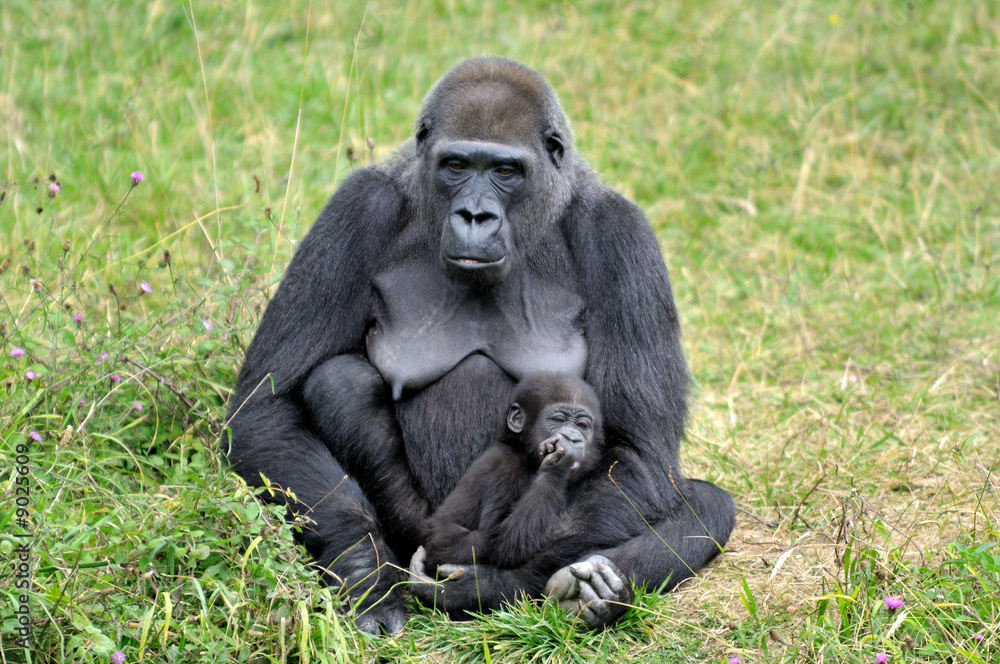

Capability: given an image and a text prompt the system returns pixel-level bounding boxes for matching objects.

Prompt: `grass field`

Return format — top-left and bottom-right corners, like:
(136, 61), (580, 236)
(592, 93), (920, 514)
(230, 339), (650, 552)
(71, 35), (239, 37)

(2, 1), (998, 662)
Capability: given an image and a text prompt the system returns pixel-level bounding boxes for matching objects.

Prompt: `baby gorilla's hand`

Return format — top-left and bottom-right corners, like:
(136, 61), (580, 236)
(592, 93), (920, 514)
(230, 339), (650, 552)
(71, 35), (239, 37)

(538, 435), (561, 458)
(539, 435), (573, 472)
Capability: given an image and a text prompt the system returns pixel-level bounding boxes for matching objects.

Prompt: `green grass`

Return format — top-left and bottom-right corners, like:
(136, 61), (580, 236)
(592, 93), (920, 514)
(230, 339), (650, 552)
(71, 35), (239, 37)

(2, 0), (998, 662)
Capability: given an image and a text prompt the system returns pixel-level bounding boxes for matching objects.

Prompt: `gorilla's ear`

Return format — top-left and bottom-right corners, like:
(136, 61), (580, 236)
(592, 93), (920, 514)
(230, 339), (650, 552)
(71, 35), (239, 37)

(416, 118), (433, 151)
(544, 129), (565, 168)
(507, 403), (525, 433)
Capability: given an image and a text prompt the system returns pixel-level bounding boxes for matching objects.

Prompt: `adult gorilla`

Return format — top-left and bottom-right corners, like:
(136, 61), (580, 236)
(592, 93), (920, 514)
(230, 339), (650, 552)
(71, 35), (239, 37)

(227, 56), (734, 634)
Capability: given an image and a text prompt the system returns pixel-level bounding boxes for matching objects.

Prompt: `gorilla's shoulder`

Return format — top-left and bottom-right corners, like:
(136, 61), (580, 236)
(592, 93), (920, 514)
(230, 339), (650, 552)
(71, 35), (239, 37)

(310, 164), (412, 238)
(565, 172), (655, 243)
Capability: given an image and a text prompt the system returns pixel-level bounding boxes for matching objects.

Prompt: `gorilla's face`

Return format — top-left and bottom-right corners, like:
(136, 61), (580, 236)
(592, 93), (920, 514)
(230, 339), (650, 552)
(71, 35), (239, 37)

(413, 61), (573, 289)
(433, 140), (531, 286)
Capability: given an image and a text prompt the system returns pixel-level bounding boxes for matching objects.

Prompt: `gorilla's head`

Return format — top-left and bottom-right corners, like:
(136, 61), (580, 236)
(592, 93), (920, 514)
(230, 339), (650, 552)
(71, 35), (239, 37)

(413, 57), (576, 287)
(505, 372), (604, 480)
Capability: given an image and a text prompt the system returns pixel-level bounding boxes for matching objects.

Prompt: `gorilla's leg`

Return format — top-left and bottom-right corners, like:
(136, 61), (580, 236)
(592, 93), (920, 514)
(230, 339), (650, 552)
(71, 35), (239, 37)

(227, 390), (405, 634)
(545, 478), (735, 627)
(302, 354), (430, 552)
(612, 478), (735, 587)
(295, 472), (407, 635)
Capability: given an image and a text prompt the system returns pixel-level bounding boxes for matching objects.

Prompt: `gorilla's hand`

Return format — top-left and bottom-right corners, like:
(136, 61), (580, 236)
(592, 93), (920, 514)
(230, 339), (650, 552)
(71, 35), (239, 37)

(354, 593), (407, 636)
(407, 545), (447, 608)
(543, 555), (633, 628)
(408, 545), (501, 616)
(320, 542), (407, 636)
(408, 546), (434, 581)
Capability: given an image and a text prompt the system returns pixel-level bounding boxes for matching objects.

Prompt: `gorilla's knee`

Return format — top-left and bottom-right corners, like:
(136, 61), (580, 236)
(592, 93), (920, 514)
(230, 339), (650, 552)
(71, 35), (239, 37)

(686, 478), (736, 557)
(303, 355), (386, 410)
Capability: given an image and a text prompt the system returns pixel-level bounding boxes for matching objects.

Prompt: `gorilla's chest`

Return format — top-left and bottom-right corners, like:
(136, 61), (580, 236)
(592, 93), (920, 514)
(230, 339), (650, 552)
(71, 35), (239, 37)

(367, 263), (587, 400)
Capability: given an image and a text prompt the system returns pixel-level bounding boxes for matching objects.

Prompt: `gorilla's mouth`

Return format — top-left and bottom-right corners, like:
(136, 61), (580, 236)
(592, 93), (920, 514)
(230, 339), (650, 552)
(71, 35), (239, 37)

(446, 255), (507, 270)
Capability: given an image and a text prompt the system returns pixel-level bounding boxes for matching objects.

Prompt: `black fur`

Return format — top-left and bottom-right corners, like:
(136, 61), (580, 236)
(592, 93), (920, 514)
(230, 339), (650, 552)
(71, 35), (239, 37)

(422, 373), (603, 571)
(226, 56), (735, 633)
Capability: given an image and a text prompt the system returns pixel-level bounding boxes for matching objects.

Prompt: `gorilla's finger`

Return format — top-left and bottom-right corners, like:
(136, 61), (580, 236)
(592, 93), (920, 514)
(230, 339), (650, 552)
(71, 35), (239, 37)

(381, 608), (407, 635)
(574, 582), (607, 626)
(355, 605), (407, 636)
(355, 613), (380, 635)
(544, 565), (581, 600)
(436, 564), (466, 579)
(577, 579), (602, 605)
(589, 565), (626, 601)
(568, 560), (595, 581)
(576, 582), (623, 628)
(408, 546), (433, 581)
(410, 545), (426, 569)
(579, 556), (629, 599)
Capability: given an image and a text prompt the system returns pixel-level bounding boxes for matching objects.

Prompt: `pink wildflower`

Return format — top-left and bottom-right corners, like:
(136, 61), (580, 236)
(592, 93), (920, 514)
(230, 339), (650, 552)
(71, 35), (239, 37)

(112, 651), (126, 664)
(10, 347), (25, 357)
(202, 318), (214, 331)
(25, 369), (35, 381)
(130, 171), (144, 186)
(49, 182), (61, 196)
(133, 402), (143, 412)
(29, 429), (42, 442)
(73, 313), (84, 323)
(883, 596), (903, 611)
(875, 654), (888, 663)
(140, 280), (151, 294)
(110, 373), (121, 383)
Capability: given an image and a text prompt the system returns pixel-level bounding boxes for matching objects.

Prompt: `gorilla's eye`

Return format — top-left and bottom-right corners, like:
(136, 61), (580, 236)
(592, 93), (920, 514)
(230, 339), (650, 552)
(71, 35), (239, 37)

(577, 419), (591, 431)
(495, 166), (515, 177)
(446, 160), (467, 172)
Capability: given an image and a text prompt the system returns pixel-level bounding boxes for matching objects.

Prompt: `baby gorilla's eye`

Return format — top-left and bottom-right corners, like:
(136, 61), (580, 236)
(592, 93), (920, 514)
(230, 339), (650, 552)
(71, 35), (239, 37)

(577, 419), (591, 431)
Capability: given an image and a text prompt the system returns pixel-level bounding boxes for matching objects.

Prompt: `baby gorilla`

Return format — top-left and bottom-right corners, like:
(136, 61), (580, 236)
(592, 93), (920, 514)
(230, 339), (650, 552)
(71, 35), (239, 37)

(420, 372), (604, 573)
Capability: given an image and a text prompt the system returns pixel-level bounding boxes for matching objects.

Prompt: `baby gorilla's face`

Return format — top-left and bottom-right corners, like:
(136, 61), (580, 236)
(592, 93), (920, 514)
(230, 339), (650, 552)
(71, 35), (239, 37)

(532, 402), (594, 473)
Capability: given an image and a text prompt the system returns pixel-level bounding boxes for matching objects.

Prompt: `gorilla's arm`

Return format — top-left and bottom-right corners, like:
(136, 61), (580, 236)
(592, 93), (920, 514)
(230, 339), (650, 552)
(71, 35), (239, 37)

(484, 459), (572, 569)
(227, 168), (424, 632)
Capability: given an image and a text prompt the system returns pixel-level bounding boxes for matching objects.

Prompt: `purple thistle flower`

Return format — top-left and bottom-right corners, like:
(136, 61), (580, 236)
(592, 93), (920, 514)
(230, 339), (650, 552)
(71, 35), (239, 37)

(112, 651), (126, 664)
(130, 171), (144, 186)
(25, 369), (36, 381)
(29, 429), (42, 442)
(133, 402), (143, 412)
(78, 399), (86, 407)
(975, 632), (984, 643)
(99, 352), (109, 363)
(728, 657), (744, 664)
(110, 373), (121, 383)
(140, 280), (152, 294)
(202, 318), (214, 331)
(73, 313), (84, 323)
(10, 346), (26, 357)
(883, 596), (903, 611)
(49, 182), (61, 195)
(875, 654), (888, 663)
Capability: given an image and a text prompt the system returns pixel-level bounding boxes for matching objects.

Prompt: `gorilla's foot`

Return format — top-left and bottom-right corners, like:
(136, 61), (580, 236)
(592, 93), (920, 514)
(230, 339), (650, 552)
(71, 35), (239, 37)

(544, 555), (634, 629)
